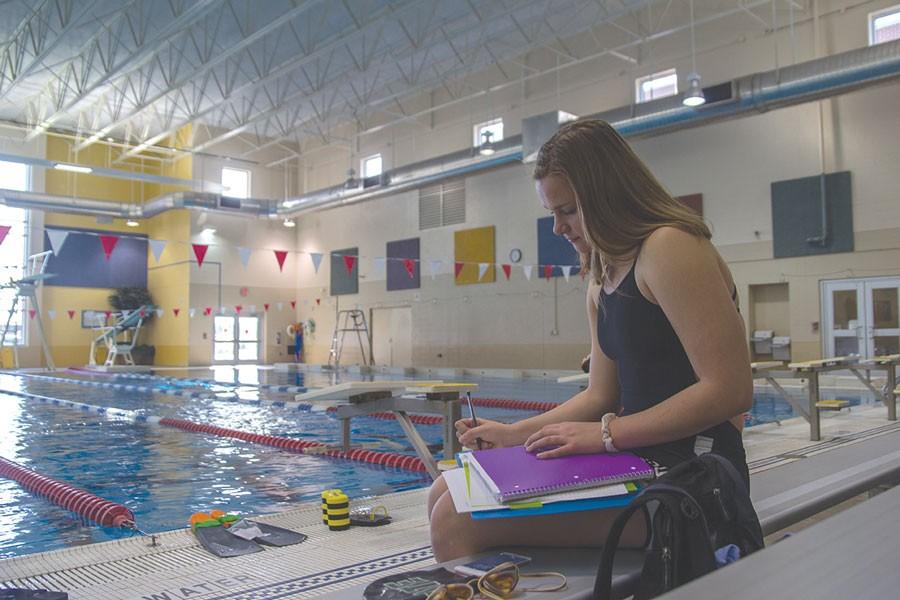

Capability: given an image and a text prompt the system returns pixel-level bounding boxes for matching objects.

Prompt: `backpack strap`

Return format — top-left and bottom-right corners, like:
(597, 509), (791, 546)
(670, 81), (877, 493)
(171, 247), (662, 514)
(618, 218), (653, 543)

(593, 499), (651, 600)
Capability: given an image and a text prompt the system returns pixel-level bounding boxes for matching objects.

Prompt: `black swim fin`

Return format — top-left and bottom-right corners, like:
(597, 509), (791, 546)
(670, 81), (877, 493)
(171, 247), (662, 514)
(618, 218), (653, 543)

(192, 523), (264, 558)
(229, 519), (308, 547)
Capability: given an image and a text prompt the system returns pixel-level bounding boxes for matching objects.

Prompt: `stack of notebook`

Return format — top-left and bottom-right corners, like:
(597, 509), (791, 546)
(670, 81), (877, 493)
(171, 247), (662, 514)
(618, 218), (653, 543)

(445, 445), (655, 520)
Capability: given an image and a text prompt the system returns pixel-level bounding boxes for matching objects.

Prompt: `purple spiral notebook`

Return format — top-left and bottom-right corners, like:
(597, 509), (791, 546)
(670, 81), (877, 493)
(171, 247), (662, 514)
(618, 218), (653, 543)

(468, 446), (655, 502)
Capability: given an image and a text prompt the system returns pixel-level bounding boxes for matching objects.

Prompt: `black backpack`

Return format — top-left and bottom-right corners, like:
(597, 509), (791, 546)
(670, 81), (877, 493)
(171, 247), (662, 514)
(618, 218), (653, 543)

(593, 453), (764, 600)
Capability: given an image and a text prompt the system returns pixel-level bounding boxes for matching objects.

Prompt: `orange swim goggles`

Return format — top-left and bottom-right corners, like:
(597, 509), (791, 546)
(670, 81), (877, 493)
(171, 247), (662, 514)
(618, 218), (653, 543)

(425, 562), (566, 600)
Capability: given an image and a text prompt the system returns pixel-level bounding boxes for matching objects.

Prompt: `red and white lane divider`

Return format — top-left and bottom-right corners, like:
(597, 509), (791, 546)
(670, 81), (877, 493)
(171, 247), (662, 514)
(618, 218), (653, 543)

(0, 456), (135, 528)
(4, 389), (427, 473)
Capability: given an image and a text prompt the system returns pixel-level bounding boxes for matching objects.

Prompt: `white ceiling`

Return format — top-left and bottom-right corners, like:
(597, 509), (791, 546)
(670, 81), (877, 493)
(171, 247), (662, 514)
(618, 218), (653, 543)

(0, 0), (820, 165)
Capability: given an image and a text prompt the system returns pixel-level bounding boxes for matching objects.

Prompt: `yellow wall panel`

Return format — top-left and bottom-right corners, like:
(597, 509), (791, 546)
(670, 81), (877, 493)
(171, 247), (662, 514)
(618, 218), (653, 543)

(454, 226), (495, 284)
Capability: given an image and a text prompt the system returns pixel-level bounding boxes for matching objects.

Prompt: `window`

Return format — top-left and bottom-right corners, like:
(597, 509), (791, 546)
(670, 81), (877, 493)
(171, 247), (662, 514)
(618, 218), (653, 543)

(870, 5), (900, 44)
(361, 154), (383, 178)
(635, 68), (678, 103)
(473, 118), (503, 148)
(221, 167), (250, 198)
(0, 160), (30, 346)
(419, 178), (465, 229)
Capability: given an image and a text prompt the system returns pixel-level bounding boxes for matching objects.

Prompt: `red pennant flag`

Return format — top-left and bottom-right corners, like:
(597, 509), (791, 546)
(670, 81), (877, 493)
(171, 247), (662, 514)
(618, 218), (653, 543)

(173, 308), (181, 317)
(290, 300), (296, 310)
(0, 225), (10, 247)
(104, 310), (112, 320)
(343, 255), (356, 275)
(501, 264), (512, 280)
(235, 305), (242, 314)
(454, 262), (464, 278)
(139, 308), (146, 318)
(543, 265), (554, 280)
(274, 250), (288, 272)
(203, 307), (212, 316)
(67, 310), (75, 319)
(28, 309), (35, 320)
(404, 258), (416, 278)
(192, 243), (209, 267)
(316, 298), (321, 306)
(263, 303), (270, 312)
(99, 235), (119, 260)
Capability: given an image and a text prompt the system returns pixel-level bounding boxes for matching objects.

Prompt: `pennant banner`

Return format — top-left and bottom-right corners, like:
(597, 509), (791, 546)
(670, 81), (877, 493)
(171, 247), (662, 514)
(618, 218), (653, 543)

(263, 303), (270, 312)
(310, 252), (323, 273)
(189, 308), (196, 318)
(274, 250), (288, 272)
(478, 263), (489, 281)
(238, 247), (252, 268)
(28, 309), (35, 320)
(404, 258), (416, 279)
(203, 307), (213, 316)
(290, 300), (296, 310)
(235, 305), (243, 314)
(522, 265), (533, 280)
(67, 310), (75, 319)
(501, 264), (511, 280)
(276, 302), (283, 311)
(430, 260), (442, 280)
(342, 255), (356, 275)
(149, 239), (167, 263)
(561, 265), (573, 282)
(192, 244), (209, 267)
(155, 308), (164, 319)
(0, 225), (10, 247)
(173, 308), (181, 317)
(46, 229), (69, 255)
(47, 310), (56, 320)
(454, 262), (464, 279)
(99, 235), (119, 260)
(373, 257), (386, 277)
(543, 264), (553, 280)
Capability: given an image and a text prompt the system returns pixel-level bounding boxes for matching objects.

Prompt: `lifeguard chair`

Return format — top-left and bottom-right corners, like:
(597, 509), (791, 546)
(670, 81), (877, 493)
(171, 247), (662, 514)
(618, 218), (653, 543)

(0, 251), (56, 369)
(89, 305), (153, 366)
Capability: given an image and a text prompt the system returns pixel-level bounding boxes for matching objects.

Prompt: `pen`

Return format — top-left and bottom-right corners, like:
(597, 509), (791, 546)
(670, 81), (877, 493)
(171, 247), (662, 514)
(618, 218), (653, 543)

(465, 391), (484, 450)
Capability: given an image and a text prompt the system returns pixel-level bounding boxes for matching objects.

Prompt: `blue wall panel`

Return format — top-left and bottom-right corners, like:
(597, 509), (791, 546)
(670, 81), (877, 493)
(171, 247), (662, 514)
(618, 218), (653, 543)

(537, 216), (580, 277)
(44, 227), (148, 289)
(386, 238), (420, 291)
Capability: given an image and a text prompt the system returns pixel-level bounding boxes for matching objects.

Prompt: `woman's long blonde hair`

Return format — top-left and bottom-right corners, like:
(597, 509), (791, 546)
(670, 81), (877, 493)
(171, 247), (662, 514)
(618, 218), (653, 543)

(533, 119), (710, 286)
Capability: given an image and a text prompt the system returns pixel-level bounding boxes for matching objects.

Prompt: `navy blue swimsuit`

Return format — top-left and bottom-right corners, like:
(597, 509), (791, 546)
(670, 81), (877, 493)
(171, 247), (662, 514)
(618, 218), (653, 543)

(597, 260), (749, 486)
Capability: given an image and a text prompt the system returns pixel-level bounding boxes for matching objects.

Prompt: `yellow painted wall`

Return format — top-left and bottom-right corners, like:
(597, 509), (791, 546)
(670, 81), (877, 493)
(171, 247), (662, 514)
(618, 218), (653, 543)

(41, 130), (192, 367)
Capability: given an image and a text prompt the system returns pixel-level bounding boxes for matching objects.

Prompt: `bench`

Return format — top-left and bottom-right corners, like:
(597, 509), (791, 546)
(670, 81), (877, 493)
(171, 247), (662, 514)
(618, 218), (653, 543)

(316, 424), (900, 600)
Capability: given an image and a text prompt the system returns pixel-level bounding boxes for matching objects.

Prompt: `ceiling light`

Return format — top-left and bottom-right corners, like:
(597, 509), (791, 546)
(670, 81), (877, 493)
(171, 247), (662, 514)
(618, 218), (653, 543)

(683, 73), (706, 107)
(478, 131), (496, 156)
(125, 219), (139, 227)
(201, 227), (217, 235)
(54, 163), (93, 174)
(283, 218), (296, 228)
(683, 0), (706, 108)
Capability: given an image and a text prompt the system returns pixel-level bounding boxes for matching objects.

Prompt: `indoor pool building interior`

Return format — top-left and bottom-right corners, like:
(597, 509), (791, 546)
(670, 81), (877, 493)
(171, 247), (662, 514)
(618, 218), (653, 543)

(0, 1), (899, 598)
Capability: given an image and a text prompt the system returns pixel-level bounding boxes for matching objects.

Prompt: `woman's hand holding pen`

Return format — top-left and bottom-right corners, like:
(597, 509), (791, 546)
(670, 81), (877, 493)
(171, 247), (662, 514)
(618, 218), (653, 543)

(455, 418), (516, 450)
(524, 421), (606, 458)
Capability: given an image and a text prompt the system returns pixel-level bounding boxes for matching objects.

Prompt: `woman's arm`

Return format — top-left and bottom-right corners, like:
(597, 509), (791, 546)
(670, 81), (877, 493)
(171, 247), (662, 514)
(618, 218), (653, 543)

(608, 227), (752, 449)
(458, 282), (620, 448)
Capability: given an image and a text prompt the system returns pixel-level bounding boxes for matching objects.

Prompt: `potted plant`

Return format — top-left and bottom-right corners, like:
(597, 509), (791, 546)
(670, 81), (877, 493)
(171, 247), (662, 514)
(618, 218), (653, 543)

(108, 287), (156, 365)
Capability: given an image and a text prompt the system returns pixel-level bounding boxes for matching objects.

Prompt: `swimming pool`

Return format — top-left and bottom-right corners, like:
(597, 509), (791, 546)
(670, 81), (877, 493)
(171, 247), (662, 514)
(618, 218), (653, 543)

(0, 368), (876, 559)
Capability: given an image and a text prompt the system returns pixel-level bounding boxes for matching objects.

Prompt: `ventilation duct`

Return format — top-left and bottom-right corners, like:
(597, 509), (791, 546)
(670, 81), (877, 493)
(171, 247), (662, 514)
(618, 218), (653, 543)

(0, 189), (277, 220)
(282, 38), (900, 217)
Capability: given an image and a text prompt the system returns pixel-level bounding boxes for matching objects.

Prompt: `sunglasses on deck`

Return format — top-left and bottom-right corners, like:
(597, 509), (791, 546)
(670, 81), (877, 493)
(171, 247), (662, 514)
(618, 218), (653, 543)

(425, 562), (566, 600)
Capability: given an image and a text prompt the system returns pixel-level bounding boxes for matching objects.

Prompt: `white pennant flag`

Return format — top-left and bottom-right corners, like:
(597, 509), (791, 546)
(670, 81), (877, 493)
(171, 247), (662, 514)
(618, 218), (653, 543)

(478, 263), (489, 281)
(248, 304), (256, 314)
(47, 309), (56, 320)
(430, 259), (442, 280)
(219, 306), (226, 315)
(310, 252), (323, 273)
(522, 265), (533, 281)
(155, 308), (165, 319)
(189, 308), (196, 318)
(238, 247), (252, 268)
(561, 265), (573, 282)
(276, 302), (284, 312)
(46, 229), (69, 255)
(121, 310), (130, 321)
(373, 257), (386, 277)
(149, 239), (167, 263)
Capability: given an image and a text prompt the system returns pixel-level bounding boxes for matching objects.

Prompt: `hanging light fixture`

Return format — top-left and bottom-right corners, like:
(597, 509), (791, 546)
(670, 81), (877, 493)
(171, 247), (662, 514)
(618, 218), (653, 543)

(479, 130), (496, 156)
(683, 0), (706, 107)
(283, 218), (296, 228)
(125, 219), (139, 227)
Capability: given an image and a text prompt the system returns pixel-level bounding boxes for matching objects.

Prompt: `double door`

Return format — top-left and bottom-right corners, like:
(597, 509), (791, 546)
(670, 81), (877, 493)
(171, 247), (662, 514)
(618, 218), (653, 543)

(213, 314), (261, 363)
(822, 277), (900, 359)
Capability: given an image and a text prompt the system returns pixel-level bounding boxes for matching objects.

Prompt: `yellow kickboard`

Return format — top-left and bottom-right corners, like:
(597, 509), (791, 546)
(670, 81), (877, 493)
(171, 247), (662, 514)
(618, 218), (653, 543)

(816, 399), (851, 410)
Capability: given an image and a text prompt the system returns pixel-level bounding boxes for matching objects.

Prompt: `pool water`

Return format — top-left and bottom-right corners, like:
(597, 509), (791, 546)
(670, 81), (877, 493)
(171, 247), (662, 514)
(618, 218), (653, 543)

(0, 368), (876, 559)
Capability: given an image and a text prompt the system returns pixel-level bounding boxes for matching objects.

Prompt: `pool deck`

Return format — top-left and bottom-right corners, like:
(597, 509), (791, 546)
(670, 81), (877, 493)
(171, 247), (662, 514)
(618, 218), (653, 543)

(1, 399), (898, 599)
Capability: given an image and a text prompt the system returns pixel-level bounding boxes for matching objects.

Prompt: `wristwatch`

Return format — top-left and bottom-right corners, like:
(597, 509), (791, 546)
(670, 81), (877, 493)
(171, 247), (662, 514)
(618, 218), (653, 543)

(601, 412), (619, 453)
